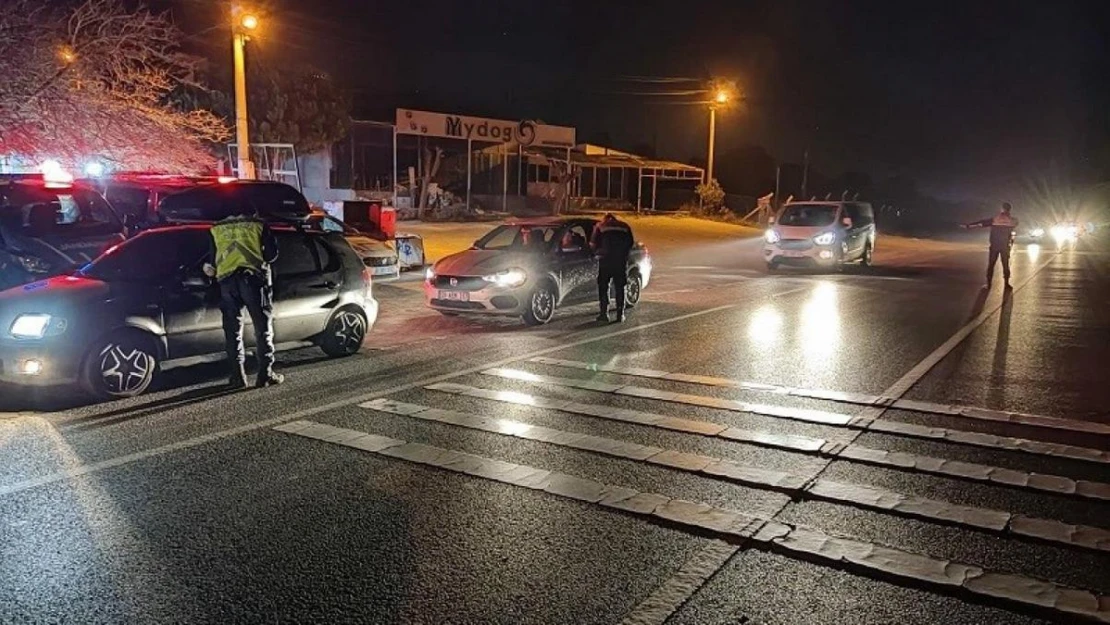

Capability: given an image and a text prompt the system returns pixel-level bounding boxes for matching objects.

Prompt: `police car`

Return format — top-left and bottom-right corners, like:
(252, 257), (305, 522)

(0, 175), (127, 292)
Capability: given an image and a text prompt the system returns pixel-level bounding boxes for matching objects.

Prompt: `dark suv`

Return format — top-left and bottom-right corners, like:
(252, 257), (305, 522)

(0, 225), (377, 399)
(0, 179), (126, 291)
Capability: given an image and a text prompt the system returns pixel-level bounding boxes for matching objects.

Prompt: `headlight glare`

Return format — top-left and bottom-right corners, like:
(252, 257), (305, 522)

(764, 229), (780, 244)
(424, 267), (436, 282)
(10, 314), (65, 339)
(813, 232), (836, 245)
(483, 268), (527, 287)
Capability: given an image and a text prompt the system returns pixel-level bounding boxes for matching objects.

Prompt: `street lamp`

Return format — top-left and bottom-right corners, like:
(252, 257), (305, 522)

(231, 7), (259, 179)
(706, 83), (735, 185)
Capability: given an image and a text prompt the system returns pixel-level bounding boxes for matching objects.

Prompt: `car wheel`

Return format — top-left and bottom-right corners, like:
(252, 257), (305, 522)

(320, 307), (368, 357)
(625, 272), (643, 308)
(766, 260), (779, 272)
(81, 330), (159, 400)
(523, 282), (557, 326)
(861, 242), (874, 267)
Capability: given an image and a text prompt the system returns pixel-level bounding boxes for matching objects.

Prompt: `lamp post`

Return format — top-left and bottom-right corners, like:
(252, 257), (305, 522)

(231, 7), (258, 179)
(707, 88), (729, 184)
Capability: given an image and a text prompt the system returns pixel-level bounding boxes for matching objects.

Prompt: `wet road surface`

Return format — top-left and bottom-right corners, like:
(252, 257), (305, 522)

(2, 229), (1108, 624)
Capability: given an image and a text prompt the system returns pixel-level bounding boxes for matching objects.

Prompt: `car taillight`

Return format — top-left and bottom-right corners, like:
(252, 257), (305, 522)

(361, 267), (373, 293)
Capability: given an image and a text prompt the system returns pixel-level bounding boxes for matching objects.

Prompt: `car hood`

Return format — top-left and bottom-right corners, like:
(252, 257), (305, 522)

(434, 249), (539, 276)
(773, 225), (831, 239)
(346, 235), (396, 259)
(0, 274), (111, 330)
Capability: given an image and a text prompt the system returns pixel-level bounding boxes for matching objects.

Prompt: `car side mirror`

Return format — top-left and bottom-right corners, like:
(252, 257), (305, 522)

(768, 215), (776, 224)
(841, 217), (853, 228)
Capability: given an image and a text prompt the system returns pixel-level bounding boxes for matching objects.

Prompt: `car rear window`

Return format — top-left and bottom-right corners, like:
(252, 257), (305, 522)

(158, 184), (310, 222)
(0, 185), (123, 238)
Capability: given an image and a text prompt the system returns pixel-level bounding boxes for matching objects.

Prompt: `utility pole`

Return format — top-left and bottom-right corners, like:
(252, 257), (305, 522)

(707, 106), (717, 183)
(231, 6), (258, 179)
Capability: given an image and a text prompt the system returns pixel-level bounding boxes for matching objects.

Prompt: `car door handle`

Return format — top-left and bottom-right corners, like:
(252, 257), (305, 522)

(310, 280), (339, 290)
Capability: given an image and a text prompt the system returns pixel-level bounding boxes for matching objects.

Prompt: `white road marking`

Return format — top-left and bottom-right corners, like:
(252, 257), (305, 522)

(477, 370), (1110, 502)
(386, 393), (1110, 552)
(276, 420), (1110, 624)
(529, 356), (1110, 440)
(0, 302), (749, 498)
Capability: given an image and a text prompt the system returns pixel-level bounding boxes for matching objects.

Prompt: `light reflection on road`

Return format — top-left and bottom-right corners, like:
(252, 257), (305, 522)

(800, 282), (842, 367)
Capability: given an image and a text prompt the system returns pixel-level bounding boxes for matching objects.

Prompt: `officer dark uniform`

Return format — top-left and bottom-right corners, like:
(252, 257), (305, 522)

(591, 213), (635, 323)
(964, 202), (1018, 289)
(204, 204), (282, 388)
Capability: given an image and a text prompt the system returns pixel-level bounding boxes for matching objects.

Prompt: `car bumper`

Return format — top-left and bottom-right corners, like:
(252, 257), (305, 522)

(0, 339), (83, 386)
(763, 244), (840, 266)
(423, 280), (527, 315)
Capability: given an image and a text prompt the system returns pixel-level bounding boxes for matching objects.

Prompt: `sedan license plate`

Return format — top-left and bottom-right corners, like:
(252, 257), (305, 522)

(439, 290), (470, 302)
(782, 250), (807, 258)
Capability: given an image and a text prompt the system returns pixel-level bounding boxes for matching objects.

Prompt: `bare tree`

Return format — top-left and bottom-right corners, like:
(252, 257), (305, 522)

(0, 0), (228, 173)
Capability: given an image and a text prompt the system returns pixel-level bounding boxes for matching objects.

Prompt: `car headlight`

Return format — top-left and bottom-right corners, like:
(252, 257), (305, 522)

(482, 268), (527, 287)
(14, 254), (52, 274)
(9, 314), (66, 339)
(425, 267), (436, 282)
(813, 232), (836, 246)
(764, 229), (780, 244)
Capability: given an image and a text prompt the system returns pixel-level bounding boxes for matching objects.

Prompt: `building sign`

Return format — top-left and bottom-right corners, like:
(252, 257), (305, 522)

(395, 109), (576, 148)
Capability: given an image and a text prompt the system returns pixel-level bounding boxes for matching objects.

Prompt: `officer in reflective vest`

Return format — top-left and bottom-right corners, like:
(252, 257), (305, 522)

(964, 201), (1018, 289)
(203, 203), (281, 388)
(590, 213), (635, 323)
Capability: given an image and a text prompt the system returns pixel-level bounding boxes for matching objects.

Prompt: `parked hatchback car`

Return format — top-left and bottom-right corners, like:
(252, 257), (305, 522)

(763, 201), (876, 270)
(308, 212), (400, 279)
(425, 217), (652, 325)
(0, 224), (377, 399)
(0, 178), (126, 292)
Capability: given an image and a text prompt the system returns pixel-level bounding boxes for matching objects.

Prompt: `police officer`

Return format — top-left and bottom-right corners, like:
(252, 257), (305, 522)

(964, 201), (1018, 289)
(203, 200), (282, 388)
(591, 213), (635, 323)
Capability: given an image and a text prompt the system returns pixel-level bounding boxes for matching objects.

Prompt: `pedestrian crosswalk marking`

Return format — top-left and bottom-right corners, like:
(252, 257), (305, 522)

(275, 420), (1110, 623)
(367, 396), (1110, 554)
(427, 381), (1110, 507)
(529, 357), (1110, 440)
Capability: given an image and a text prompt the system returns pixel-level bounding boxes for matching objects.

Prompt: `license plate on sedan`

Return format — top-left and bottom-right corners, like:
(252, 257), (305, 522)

(782, 250), (807, 258)
(438, 290), (470, 302)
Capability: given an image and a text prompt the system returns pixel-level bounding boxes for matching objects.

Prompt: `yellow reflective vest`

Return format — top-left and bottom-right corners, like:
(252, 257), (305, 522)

(211, 217), (266, 280)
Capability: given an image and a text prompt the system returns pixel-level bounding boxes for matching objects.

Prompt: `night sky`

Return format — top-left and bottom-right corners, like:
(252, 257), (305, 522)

(172, 0), (1110, 202)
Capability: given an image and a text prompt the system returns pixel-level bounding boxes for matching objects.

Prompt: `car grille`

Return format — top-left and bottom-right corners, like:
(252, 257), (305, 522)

(778, 239), (813, 251)
(433, 275), (486, 291)
(364, 256), (396, 267)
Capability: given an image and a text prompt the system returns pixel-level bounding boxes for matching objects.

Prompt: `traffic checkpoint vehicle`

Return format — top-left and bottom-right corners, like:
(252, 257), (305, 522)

(0, 223), (378, 399)
(424, 217), (652, 326)
(763, 200), (877, 271)
(0, 174), (127, 292)
(307, 211), (401, 280)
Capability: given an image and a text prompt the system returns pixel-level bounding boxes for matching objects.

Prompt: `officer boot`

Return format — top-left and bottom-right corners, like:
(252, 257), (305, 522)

(613, 286), (627, 323)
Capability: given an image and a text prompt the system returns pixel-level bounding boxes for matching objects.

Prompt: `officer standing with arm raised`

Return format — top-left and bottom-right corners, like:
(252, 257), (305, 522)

(591, 213), (635, 323)
(963, 201), (1018, 290)
(203, 200), (283, 388)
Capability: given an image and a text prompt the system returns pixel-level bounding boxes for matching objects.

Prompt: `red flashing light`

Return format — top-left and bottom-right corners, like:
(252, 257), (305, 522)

(217, 176), (237, 184)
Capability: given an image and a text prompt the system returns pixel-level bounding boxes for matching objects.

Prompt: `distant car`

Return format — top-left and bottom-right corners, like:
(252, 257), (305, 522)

(424, 217), (652, 325)
(0, 224), (377, 399)
(308, 212), (400, 279)
(764, 201), (876, 271)
(0, 178), (126, 291)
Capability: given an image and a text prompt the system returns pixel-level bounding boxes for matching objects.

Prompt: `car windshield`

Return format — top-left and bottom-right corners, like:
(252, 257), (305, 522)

(474, 225), (559, 251)
(80, 229), (209, 283)
(0, 184), (123, 238)
(778, 204), (839, 227)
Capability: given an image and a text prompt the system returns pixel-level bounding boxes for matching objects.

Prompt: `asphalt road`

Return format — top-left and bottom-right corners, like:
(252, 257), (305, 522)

(2, 227), (1108, 625)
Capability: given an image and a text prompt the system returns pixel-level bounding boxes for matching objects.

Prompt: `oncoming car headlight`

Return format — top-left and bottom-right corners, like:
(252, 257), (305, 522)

(9, 314), (67, 339)
(764, 229), (780, 244)
(813, 231), (836, 246)
(424, 267), (436, 282)
(482, 268), (527, 287)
